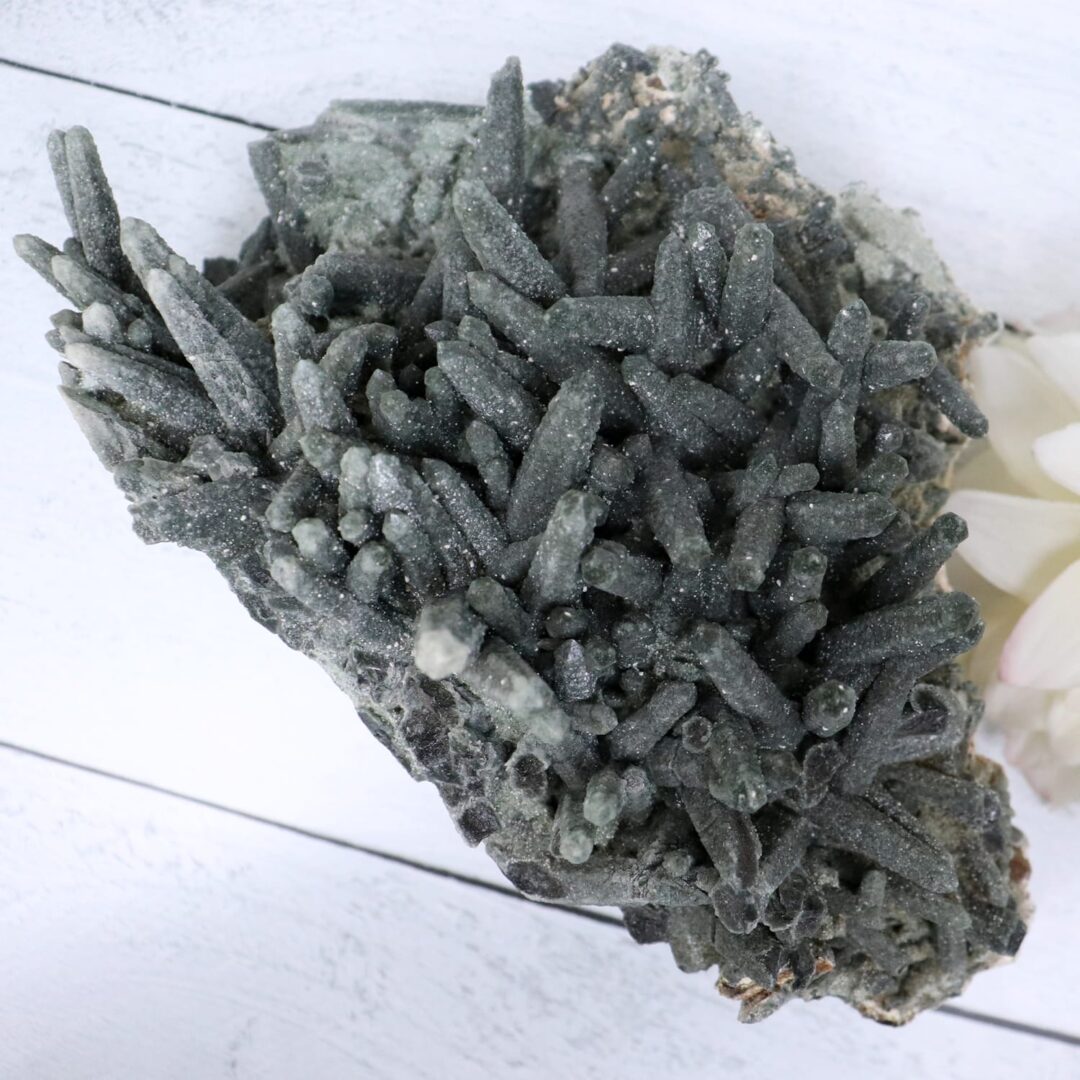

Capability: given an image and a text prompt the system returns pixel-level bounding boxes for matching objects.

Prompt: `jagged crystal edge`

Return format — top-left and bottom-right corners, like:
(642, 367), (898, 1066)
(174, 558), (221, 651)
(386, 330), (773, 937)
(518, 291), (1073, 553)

(16, 45), (1028, 1025)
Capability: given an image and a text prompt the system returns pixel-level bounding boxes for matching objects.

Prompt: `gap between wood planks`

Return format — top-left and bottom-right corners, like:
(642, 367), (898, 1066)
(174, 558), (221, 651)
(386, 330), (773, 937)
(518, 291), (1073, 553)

(2, 51), (1077, 1056)
(2, 738), (1078, 1051)
(0, 56), (277, 130)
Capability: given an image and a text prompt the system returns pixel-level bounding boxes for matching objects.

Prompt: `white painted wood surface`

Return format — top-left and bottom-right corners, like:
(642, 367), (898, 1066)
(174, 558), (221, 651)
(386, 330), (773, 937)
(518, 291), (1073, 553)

(4, 0), (1079, 322)
(1, 3), (1079, 1065)
(0, 64), (494, 882)
(2, 747), (1077, 1080)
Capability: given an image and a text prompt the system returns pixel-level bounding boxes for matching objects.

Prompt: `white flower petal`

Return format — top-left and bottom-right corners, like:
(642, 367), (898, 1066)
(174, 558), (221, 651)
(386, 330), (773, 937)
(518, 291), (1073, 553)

(969, 343), (1077, 498)
(1046, 688), (1080, 766)
(943, 556), (1023, 683)
(1033, 422), (1080, 497)
(999, 558), (1080, 690)
(1005, 725), (1080, 806)
(983, 683), (1080, 803)
(949, 441), (1026, 498)
(983, 680), (1055, 734)
(1026, 331), (1080, 412)
(947, 489), (1080, 601)
(1032, 308), (1080, 336)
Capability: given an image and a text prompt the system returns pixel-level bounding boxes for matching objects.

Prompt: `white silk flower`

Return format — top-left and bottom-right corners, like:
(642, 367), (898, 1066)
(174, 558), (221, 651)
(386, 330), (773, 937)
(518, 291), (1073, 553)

(947, 311), (1080, 804)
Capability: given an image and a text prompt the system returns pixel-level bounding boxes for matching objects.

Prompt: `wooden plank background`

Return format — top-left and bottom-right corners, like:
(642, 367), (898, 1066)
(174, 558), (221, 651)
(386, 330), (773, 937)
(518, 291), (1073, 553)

(1, 3), (1078, 1075)
(4, 0), (1078, 321)
(3, 748), (1079, 1080)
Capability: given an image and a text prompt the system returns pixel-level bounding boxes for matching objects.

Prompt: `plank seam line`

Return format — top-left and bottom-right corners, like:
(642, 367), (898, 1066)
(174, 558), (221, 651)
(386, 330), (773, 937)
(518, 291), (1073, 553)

(0, 738), (615, 924)
(935, 1006), (1080, 1049)
(4, 39), (1077, 1057)
(2, 739), (1077, 1046)
(0, 56), (275, 131)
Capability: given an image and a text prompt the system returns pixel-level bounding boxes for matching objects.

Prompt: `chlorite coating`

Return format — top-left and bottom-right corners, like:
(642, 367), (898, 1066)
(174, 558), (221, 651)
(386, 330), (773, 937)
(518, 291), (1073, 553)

(17, 46), (1029, 1024)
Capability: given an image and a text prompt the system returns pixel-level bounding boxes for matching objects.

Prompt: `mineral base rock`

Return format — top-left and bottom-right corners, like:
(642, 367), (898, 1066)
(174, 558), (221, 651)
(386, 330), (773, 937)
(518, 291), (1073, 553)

(18, 46), (1030, 1024)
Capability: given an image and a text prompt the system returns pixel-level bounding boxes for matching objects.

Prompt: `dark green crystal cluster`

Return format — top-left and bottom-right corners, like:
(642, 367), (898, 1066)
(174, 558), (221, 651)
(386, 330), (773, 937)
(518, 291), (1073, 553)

(16, 46), (1028, 1023)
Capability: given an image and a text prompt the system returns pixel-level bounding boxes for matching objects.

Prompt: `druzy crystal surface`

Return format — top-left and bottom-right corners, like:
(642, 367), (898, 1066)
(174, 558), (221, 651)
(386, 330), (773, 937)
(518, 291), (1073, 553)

(17, 46), (1030, 1023)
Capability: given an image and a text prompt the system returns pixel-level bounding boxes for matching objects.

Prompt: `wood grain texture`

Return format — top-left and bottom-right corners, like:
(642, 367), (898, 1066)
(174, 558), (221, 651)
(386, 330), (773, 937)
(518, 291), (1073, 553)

(3, 0), (1079, 323)
(0, 64), (494, 883)
(1, 746), (1077, 1080)
(1, 9), (1079, 1045)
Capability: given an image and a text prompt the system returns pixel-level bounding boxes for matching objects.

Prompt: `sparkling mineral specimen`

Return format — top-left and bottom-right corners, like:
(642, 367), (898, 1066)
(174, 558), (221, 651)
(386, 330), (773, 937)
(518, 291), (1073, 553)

(16, 45), (1030, 1023)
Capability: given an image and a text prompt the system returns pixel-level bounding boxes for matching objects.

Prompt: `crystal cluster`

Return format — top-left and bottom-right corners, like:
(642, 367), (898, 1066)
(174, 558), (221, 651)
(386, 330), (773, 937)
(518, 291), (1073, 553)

(16, 46), (1029, 1023)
